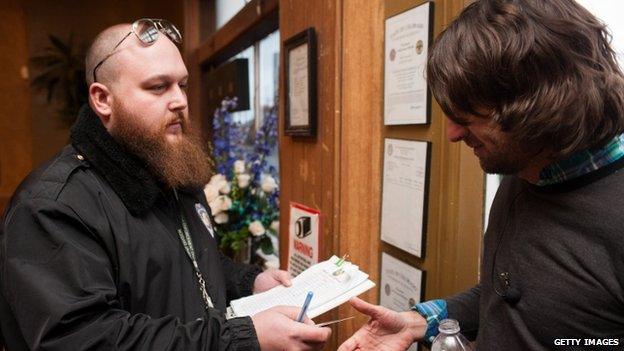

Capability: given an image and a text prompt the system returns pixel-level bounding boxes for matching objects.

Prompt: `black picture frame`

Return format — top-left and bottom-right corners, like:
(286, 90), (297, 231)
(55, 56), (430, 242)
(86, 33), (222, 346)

(283, 27), (317, 137)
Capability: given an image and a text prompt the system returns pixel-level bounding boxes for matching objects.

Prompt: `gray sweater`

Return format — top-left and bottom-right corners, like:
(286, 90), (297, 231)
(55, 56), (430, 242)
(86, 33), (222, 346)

(447, 160), (624, 350)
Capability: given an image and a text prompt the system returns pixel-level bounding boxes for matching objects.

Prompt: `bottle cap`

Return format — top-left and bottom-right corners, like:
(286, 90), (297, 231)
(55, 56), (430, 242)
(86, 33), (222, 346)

(438, 319), (460, 334)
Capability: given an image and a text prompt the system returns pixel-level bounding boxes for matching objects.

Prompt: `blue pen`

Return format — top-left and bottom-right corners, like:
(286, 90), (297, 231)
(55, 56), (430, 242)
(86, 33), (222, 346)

(296, 291), (314, 322)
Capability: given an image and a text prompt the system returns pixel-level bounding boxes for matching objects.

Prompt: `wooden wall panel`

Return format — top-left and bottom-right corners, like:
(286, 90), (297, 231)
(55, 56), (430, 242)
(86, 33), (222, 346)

(278, 0), (341, 347)
(335, 0), (385, 343)
(184, 0), (202, 127)
(0, 0), (33, 214)
(278, 0), (339, 278)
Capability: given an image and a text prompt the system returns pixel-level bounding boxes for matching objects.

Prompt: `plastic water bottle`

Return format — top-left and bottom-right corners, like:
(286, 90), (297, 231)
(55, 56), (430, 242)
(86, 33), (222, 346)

(431, 319), (474, 351)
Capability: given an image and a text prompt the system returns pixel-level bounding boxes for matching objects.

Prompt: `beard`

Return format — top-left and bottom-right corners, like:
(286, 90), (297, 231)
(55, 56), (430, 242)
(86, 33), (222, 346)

(473, 136), (531, 175)
(109, 101), (213, 189)
(478, 151), (524, 175)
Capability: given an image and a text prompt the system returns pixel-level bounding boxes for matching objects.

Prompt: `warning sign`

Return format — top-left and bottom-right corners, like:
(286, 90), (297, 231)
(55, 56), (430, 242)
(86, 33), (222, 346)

(287, 202), (320, 276)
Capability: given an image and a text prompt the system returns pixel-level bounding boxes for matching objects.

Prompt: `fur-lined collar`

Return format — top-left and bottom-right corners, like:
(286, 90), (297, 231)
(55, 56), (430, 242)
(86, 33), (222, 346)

(70, 105), (161, 216)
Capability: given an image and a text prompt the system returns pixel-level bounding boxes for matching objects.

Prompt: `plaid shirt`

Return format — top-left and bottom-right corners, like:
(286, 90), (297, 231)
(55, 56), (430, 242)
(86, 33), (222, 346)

(538, 134), (624, 185)
(412, 134), (624, 342)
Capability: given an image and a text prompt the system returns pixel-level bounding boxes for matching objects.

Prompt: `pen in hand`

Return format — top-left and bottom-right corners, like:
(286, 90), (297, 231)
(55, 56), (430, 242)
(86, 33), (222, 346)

(296, 291), (314, 322)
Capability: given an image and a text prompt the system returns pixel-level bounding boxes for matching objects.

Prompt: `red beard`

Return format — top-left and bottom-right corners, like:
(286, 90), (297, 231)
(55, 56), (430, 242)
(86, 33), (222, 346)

(109, 101), (213, 189)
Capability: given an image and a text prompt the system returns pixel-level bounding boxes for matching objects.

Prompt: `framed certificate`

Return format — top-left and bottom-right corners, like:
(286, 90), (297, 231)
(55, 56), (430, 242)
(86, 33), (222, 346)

(284, 27), (317, 137)
(379, 252), (425, 312)
(380, 138), (430, 258)
(379, 252), (425, 351)
(383, 2), (434, 125)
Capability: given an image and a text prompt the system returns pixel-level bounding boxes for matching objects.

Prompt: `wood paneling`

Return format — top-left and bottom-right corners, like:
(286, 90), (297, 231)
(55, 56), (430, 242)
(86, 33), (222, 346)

(0, 0), (33, 207)
(278, 1), (341, 346)
(184, 0), (202, 127)
(335, 0), (385, 342)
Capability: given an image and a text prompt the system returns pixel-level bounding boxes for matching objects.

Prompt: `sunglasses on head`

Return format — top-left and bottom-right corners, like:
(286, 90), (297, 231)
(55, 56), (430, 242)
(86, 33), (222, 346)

(92, 18), (182, 83)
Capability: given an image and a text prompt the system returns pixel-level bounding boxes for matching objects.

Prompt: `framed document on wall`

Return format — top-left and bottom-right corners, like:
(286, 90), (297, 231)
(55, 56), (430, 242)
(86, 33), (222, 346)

(380, 138), (430, 258)
(383, 2), (434, 125)
(379, 252), (425, 351)
(284, 27), (317, 137)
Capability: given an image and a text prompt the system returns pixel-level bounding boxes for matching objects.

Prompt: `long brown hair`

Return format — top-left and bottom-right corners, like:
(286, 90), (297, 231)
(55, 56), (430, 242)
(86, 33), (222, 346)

(427, 0), (624, 157)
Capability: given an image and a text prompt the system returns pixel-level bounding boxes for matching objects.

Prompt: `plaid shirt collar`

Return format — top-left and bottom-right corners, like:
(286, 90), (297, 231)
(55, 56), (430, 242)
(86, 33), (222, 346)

(538, 134), (624, 186)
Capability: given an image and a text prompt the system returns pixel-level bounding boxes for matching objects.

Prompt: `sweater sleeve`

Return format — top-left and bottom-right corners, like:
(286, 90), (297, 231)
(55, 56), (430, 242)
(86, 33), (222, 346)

(445, 284), (481, 341)
(0, 198), (260, 351)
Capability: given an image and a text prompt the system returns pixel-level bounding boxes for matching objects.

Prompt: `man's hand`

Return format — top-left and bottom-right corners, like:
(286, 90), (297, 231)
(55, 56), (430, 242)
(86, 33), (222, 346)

(338, 297), (427, 351)
(251, 306), (332, 351)
(253, 269), (292, 293)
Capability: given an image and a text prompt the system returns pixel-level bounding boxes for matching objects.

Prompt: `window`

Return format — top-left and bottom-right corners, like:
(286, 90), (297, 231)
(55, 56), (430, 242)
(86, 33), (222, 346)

(229, 30), (280, 172)
(193, 0), (280, 266)
(216, 0), (248, 30)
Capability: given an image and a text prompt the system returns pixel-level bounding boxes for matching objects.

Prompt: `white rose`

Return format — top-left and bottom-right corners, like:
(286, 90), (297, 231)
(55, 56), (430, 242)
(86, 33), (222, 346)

(209, 195), (232, 215)
(234, 160), (246, 174)
(270, 220), (279, 233)
(219, 182), (231, 195)
(248, 220), (266, 236)
(208, 198), (222, 215)
(214, 212), (229, 224)
(237, 173), (251, 188)
(203, 183), (220, 203)
(261, 175), (278, 193)
(209, 175), (228, 193)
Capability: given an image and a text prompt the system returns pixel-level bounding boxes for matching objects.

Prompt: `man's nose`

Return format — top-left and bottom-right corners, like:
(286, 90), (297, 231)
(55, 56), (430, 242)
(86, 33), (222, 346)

(446, 119), (468, 142)
(169, 85), (188, 111)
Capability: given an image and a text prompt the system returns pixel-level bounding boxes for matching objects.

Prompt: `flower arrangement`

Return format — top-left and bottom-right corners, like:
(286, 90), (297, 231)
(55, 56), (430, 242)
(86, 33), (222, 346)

(205, 98), (280, 263)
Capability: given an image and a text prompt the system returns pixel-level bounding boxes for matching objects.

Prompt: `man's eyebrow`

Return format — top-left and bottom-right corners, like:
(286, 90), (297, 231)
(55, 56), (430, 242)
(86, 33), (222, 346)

(142, 74), (189, 83)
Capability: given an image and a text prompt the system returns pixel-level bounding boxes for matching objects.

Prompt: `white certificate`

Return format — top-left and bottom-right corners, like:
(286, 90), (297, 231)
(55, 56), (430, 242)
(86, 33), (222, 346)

(380, 138), (429, 257)
(380, 253), (423, 351)
(384, 2), (432, 125)
(288, 43), (310, 127)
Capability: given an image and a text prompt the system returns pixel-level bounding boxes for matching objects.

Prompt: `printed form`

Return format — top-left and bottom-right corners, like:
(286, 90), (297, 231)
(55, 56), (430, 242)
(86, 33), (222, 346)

(228, 256), (375, 318)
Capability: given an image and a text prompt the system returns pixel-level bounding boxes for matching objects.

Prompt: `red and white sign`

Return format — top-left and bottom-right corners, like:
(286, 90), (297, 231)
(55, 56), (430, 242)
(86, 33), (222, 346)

(287, 202), (321, 277)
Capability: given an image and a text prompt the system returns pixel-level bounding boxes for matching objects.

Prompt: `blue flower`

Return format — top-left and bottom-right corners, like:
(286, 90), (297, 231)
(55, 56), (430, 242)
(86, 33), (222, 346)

(210, 98), (280, 259)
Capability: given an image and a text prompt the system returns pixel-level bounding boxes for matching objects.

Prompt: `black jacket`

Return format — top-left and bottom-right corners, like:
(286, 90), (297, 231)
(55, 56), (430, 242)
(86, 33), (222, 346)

(0, 106), (262, 350)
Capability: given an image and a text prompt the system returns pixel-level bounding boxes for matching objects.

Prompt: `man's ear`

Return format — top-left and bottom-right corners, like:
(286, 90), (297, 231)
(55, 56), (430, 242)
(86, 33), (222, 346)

(88, 83), (114, 129)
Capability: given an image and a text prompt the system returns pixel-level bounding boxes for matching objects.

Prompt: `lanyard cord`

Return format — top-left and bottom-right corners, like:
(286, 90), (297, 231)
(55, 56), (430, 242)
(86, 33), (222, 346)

(173, 189), (214, 309)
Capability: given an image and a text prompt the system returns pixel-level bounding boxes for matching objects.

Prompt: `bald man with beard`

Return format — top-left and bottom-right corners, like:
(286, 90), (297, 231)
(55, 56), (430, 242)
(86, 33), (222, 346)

(0, 20), (331, 350)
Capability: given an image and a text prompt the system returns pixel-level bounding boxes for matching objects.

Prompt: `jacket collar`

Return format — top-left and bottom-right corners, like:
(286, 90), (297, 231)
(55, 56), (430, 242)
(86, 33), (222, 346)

(70, 104), (161, 216)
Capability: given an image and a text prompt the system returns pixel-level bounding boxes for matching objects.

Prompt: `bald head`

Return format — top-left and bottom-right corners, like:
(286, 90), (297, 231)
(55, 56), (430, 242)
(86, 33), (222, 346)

(85, 24), (132, 86)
